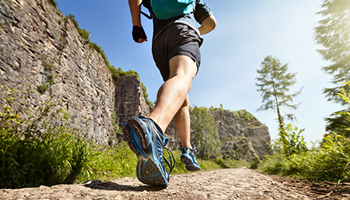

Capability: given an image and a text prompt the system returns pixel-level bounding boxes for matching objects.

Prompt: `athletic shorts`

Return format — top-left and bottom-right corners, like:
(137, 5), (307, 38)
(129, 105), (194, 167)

(152, 23), (203, 81)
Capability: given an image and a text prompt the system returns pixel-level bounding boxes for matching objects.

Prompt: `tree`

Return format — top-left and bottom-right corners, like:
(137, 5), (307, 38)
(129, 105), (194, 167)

(256, 55), (302, 132)
(315, 0), (350, 103)
(315, 0), (350, 136)
(190, 106), (220, 159)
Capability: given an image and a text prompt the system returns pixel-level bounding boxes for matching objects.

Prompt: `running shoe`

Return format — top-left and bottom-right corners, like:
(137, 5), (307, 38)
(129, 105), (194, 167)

(123, 116), (175, 187)
(181, 147), (201, 171)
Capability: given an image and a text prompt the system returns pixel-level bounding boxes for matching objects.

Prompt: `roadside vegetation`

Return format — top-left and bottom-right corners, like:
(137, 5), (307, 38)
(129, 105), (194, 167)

(258, 83), (350, 183)
(1, 82), (349, 188)
(0, 84), (248, 188)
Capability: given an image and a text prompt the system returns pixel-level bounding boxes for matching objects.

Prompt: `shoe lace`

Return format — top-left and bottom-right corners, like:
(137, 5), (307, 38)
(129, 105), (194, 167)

(192, 147), (199, 155)
(163, 146), (175, 173)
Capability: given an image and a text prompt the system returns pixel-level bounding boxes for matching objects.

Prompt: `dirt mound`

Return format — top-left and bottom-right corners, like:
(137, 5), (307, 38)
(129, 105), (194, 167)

(1, 168), (349, 199)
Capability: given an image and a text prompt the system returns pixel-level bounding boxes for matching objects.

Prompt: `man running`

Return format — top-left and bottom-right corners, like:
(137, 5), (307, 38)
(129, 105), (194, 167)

(124, 0), (216, 187)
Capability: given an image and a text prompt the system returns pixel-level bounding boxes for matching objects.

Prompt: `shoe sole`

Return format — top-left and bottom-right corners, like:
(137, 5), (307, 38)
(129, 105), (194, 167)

(123, 118), (150, 153)
(123, 118), (168, 187)
(181, 156), (201, 171)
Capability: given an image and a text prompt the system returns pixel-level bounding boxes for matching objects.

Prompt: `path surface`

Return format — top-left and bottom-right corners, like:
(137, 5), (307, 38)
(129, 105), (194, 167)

(1, 167), (349, 200)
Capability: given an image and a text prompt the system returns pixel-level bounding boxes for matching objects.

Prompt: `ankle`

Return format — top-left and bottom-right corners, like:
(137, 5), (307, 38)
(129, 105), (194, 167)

(183, 145), (193, 150)
(148, 117), (164, 135)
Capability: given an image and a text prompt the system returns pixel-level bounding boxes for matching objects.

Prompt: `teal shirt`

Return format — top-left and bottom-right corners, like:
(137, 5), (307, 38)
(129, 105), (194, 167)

(142, 0), (213, 41)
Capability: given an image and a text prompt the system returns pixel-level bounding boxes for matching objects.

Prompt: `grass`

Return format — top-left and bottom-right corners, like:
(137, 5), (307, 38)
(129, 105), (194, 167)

(77, 142), (251, 183)
(259, 133), (350, 183)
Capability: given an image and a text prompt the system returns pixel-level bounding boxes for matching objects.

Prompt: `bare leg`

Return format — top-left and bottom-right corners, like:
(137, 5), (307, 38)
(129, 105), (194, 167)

(175, 95), (192, 149)
(149, 55), (197, 136)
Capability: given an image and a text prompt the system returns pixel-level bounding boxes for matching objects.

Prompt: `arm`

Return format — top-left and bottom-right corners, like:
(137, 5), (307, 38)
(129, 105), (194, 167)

(198, 14), (217, 35)
(129, 0), (147, 43)
(129, 0), (142, 27)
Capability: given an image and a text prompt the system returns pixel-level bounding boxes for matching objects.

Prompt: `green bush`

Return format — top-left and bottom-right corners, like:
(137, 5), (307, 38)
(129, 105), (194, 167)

(232, 109), (257, 122)
(259, 84), (350, 183)
(0, 85), (93, 188)
(47, 0), (57, 8)
(78, 141), (137, 182)
(273, 124), (307, 157)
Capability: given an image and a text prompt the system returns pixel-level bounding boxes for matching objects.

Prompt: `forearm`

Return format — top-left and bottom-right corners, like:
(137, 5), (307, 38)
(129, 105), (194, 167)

(129, 0), (143, 27)
(198, 15), (217, 35)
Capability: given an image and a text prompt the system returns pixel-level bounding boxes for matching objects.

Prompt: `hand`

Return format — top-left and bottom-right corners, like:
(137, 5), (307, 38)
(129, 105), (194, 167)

(132, 26), (148, 43)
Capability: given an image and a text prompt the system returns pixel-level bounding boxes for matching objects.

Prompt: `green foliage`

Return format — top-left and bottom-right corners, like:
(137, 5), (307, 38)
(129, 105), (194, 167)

(260, 122), (350, 183)
(316, 0), (350, 136)
(326, 81), (350, 137)
(37, 83), (49, 94)
(232, 109), (257, 122)
(261, 134), (350, 183)
(273, 124), (307, 157)
(190, 106), (221, 159)
(315, 0), (350, 104)
(47, 0), (57, 8)
(77, 141), (137, 182)
(67, 14), (90, 41)
(0, 85), (93, 188)
(256, 55), (302, 132)
(67, 14), (78, 29)
(141, 83), (153, 107)
(78, 27), (90, 40)
(209, 105), (258, 122)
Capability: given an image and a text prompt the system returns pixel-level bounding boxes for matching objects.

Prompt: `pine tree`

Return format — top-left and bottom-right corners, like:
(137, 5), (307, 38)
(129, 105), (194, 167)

(256, 56), (302, 132)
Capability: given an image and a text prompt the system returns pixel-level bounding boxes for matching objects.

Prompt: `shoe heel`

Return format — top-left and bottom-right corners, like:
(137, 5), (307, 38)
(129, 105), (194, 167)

(127, 118), (151, 151)
(122, 125), (132, 142)
(123, 124), (138, 154)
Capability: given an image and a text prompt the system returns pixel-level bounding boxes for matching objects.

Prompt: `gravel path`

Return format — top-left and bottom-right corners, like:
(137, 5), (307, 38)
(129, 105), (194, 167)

(1, 167), (349, 199)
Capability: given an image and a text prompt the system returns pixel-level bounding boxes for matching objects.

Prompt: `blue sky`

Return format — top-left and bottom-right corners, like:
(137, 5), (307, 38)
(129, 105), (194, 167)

(56, 0), (344, 147)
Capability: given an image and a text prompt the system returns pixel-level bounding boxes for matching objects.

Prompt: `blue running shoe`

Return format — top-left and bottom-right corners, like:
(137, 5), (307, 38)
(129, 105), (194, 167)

(123, 116), (175, 187)
(181, 147), (201, 171)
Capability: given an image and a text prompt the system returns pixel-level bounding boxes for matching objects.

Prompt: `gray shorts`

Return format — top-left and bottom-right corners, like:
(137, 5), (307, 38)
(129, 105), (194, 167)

(152, 23), (203, 81)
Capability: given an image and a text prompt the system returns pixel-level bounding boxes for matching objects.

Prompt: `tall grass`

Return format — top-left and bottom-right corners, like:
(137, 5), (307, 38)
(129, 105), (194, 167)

(0, 85), (91, 188)
(260, 133), (350, 182)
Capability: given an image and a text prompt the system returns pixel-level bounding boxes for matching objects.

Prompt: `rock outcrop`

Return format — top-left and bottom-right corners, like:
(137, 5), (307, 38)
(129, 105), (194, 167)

(210, 110), (270, 160)
(164, 109), (270, 161)
(115, 75), (151, 128)
(0, 0), (116, 144)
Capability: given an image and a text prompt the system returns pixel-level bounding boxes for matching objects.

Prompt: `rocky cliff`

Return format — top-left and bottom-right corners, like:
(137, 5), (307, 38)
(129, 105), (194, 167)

(0, 0), (270, 160)
(0, 0), (139, 145)
(210, 110), (270, 160)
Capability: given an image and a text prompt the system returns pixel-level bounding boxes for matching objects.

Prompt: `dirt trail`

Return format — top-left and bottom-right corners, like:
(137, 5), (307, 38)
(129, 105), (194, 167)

(1, 167), (349, 200)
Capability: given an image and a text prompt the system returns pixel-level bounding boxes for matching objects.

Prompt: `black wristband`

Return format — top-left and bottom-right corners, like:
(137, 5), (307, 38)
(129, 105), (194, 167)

(132, 26), (147, 43)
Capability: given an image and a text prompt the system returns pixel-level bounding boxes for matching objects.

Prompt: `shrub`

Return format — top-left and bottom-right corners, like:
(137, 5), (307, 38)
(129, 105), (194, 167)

(273, 124), (307, 157)
(232, 109), (257, 122)
(259, 84), (350, 183)
(47, 0), (57, 8)
(0, 85), (93, 188)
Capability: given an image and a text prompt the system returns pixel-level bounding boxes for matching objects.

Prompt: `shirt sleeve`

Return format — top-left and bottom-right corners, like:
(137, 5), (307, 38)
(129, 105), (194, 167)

(194, 0), (213, 24)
